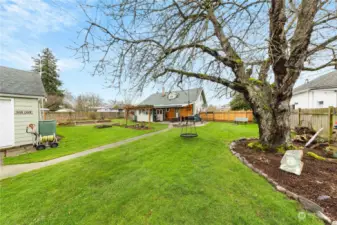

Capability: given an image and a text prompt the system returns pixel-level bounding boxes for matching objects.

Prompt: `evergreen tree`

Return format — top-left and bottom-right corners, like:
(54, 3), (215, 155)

(32, 48), (63, 96)
(230, 94), (251, 111)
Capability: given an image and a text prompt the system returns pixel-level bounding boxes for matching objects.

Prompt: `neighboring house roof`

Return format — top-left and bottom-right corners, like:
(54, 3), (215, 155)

(91, 103), (125, 110)
(139, 88), (206, 107)
(55, 108), (75, 113)
(0, 66), (45, 97)
(293, 71), (337, 94)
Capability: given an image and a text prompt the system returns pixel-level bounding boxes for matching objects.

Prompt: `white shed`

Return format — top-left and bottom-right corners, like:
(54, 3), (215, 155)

(0, 66), (45, 149)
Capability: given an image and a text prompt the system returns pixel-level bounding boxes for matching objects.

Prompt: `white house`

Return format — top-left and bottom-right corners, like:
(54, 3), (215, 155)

(0, 66), (45, 149)
(91, 103), (125, 113)
(135, 88), (207, 122)
(291, 71), (337, 109)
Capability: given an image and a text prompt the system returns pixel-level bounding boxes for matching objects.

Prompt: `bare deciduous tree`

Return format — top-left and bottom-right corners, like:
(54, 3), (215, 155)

(75, 93), (104, 111)
(75, 0), (337, 148)
(45, 95), (63, 111)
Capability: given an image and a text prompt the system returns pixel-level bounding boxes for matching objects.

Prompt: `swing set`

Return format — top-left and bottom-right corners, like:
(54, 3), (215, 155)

(178, 82), (199, 138)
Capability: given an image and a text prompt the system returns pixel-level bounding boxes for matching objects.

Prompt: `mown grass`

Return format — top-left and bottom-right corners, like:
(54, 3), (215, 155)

(3, 123), (167, 165)
(0, 123), (322, 224)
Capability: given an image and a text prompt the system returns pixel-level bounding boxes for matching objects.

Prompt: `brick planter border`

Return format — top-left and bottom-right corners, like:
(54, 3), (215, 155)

(229, 139), (335, 225)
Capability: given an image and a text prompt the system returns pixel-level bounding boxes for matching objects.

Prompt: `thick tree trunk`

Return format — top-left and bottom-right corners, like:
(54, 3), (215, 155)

(245, 86), (292, 149)
(254, 101), (291, 148)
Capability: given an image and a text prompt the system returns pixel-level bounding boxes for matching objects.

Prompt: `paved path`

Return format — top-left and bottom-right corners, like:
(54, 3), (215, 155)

(0, 128), (171, 180)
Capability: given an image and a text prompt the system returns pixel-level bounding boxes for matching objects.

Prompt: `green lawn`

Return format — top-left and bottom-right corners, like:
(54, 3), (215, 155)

(3, 123), (167, 165)
(0, 123), (322, 224)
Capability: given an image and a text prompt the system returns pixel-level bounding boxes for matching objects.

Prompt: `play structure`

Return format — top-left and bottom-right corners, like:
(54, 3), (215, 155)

(180, 115), (198, 138)
(178, 86), (198, 138)
(26, 120), (58, 150)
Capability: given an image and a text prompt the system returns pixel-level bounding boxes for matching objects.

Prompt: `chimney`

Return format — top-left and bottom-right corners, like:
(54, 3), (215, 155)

(162, 87), (165, 97)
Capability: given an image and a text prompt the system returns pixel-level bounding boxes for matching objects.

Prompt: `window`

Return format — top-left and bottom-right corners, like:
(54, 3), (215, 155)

(156, 109), (163, 114)
(316, 101), (324, 108)
(166, 108), (170, 112)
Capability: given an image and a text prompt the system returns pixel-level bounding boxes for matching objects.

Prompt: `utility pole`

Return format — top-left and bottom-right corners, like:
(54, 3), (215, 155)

(38, 53), (42, 77)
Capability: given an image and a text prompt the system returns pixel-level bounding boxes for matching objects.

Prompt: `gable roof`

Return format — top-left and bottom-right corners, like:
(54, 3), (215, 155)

(293, 71), (337, 94)
(139, 88), (206, 107)
(0, 66), (45, 97)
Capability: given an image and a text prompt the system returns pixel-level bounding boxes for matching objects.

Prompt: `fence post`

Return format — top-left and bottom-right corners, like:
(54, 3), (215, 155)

(298, 108), (301, 126)
(328, 106), (333, 144)
(213, 112), (215, 121)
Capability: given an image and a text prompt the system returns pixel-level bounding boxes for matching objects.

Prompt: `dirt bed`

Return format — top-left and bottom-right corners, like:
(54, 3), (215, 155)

(233, 139), (337, 221)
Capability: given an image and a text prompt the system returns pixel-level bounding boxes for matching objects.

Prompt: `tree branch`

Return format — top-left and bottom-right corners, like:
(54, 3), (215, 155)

(303, 59), (337, 71)
(269, 0), (287, 85)
(164, 44), (235, 68)
(155, 68), (245, 92)
(306, 35), (337, 57)
(88, 22), (164, 49)
(206, 3), (246, 80)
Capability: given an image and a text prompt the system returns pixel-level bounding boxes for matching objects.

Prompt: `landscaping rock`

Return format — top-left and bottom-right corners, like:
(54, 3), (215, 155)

(299, 196), (323, 213)
(238, 138), (247, 141)
(315, 211), (331, 224)
(280, 150), (304, 175)
(276, 185), (286, 193)
(317, 195), (330, 201)
(95, 124), (113, 129)
(245, 162), (253, 169)
(285, 190), (298, 200)
(260, 172), (268, 178)
(230, 142), (236, 149)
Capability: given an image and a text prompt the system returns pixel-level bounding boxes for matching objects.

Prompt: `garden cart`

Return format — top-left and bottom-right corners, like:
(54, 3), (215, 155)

(26, 120), (59, 150)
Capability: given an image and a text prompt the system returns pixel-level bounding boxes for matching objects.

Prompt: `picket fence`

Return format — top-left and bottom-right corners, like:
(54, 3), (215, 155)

(200, 111), (254, 122)
(44, 111), (125, 122)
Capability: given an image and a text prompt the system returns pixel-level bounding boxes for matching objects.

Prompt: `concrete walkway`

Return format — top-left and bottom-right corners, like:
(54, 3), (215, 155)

(0, 128), (171, 180)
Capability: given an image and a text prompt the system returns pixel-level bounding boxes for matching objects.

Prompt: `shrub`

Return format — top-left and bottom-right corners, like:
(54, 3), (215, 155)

(89, 112), (97, 120)
(247, 141), (267, 151)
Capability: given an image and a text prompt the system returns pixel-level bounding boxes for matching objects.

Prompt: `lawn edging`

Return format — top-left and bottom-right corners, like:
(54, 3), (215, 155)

(229, 139), (335, 225)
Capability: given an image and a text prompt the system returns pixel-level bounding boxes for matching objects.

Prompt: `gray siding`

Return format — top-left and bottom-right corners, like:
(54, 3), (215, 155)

(14, 98), (40, 146)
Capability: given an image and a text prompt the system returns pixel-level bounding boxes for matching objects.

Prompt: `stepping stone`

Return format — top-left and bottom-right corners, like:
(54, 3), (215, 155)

(279, 150), (304, 176)
(317, 195), (330, 201)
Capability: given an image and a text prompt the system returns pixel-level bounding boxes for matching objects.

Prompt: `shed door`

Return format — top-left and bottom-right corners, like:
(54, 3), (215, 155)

(0, 99), (14, 148)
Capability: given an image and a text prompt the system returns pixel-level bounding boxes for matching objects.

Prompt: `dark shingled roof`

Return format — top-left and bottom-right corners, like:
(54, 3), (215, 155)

(139, 88), (206, 107)
(0, 66), (45, 97)
(293, 71), (337, 94)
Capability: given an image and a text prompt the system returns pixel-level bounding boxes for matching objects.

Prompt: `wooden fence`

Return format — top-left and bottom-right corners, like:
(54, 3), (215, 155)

(290, 107), (337, 141)
(45, 111), (125, 122)
(200, 111), (254, 122)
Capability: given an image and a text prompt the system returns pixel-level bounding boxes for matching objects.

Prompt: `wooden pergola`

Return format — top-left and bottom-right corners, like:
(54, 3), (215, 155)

(124, 105), (154, 128)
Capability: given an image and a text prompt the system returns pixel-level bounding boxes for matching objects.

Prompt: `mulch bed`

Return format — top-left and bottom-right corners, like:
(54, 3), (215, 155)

(126, 125), (153, 130)
(233, 139), (337, 221)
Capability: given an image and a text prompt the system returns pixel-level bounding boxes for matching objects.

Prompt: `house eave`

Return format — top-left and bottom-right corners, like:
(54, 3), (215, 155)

(293, 87), (337, 95)
(153, 103), (192, 108)
(0, 93), (45, 99)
